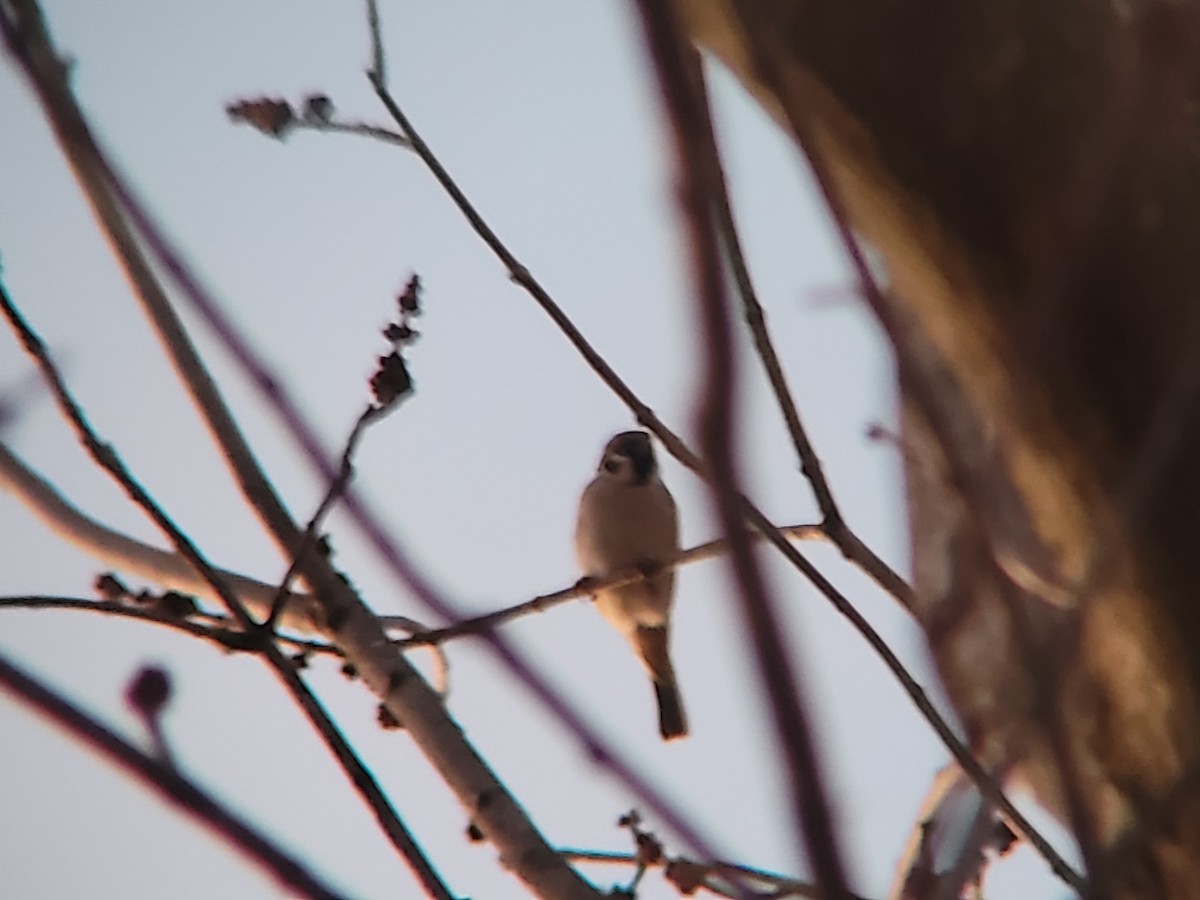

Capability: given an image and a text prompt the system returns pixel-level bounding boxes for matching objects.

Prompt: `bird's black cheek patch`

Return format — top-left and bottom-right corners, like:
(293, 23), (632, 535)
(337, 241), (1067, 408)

(631, 450), (654, 484)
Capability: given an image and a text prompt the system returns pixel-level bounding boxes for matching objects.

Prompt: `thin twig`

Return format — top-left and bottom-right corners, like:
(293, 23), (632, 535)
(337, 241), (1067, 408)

(302, 117), (409, 147)
(0, 651), (344, 900)
(0, 437), (450, 686)
(364, 0), (385, 85)
(397, 524), (824, 646)
(635, 1), (850, 893)
(0, 277), (456, 900)
(0, 439), (326, 634)
(560, 848), (840, 899)
(265, 405), (389, 631)
(0, 595), (344, 658)
(693, 56), (914, 611)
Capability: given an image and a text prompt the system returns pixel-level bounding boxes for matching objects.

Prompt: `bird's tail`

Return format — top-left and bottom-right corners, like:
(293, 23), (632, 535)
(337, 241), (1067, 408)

(653, 677), (688, 741)
(636, 626), (688, 740)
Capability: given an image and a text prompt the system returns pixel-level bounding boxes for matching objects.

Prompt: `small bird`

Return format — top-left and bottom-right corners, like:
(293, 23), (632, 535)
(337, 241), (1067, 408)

(575, 431), (687, 740)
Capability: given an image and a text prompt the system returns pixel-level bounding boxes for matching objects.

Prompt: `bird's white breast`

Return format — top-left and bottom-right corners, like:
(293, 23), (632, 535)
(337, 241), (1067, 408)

(575, 475), (680, 632)
(575, 475), (678, 575)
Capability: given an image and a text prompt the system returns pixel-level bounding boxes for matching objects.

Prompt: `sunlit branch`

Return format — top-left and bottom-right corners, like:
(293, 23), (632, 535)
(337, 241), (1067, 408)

(0, 440), (324, 635)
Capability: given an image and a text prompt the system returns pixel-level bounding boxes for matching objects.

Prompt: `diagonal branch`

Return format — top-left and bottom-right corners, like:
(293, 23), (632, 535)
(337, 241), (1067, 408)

(0, 651), (344, 900)
(634, 0), (849, 892)
(0, 439), (323, 634)
(695, 56), (914, 612)
(265, 404), (393, 632)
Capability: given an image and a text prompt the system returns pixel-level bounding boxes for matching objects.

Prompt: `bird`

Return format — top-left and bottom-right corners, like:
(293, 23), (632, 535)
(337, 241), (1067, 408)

(575, 430), (687, 740)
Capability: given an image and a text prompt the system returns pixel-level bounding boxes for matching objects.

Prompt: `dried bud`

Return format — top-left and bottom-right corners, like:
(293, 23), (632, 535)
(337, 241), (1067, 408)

(617, 810), (641, 829)
(154, 590), (198, 620)
(377, 702), (403, 730)
(866, 422), (900, 445)
(465, 822), (485, 843)
(126, 666), (172, 720)
(302, 94), (333, 123)
(397, 274), (422, 315)
(94, 573), (129, 601)
(340, 661), (358, 680)
(992, 820), (1019, 857)
(226, 97), (295, 138)
(382, 322), (419, 344)
(664, 859), (707, 896)
(634, 831), (664, 866)
(291, 652), (310, 670)
(369, 351), (413, 406)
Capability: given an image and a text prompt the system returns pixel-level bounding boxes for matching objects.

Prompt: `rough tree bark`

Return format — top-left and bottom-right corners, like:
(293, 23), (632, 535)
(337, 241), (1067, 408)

(681, 1), (1200, 896)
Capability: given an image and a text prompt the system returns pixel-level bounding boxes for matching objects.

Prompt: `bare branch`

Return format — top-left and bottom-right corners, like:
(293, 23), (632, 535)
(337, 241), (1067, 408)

(695, 60), (914, 611)
(634, 1), (849, 892)
(302, 117), (409, 146)
(364, 0), (386, 85)
(0, 651), (343, 900)
(0, 594), (344, 659)
(398, 524), (824, 646)
(889, 764), (1025, 900)
(3, 439), (816, 676)
(561, 847), (846, 899)
(0, 440), (449, 689)
(0, 440), (324, 634)
(265, 404), (392, 632)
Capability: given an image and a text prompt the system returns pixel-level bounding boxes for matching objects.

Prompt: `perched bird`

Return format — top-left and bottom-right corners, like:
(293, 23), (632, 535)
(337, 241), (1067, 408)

(575, 431), (687, 740)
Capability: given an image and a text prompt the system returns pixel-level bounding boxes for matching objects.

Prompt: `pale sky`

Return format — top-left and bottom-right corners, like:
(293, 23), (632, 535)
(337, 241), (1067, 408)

(0, 2), (1074, 897)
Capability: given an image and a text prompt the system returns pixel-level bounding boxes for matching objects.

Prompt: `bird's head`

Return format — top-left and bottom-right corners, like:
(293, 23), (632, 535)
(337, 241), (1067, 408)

(597, 431), (658, 486)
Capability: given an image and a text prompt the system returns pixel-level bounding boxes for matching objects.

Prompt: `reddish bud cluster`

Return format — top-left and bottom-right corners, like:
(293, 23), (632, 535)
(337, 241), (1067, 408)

(126, 666), (172, 720)
(369, 273), (423, 406)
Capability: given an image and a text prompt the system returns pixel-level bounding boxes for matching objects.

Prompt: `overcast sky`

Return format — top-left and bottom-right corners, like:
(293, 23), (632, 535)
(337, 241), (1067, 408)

(0, 2), (1073, 897)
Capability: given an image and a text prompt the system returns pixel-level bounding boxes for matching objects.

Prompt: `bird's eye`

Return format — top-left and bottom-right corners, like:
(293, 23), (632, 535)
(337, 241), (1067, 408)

(603, 458), (621, 474)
